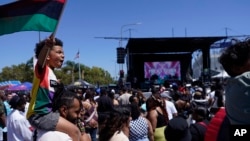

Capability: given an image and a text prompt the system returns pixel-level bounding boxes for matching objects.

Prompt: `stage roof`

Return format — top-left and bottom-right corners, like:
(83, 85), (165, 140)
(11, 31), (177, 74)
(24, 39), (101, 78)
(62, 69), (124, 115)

(126, 36), (227, 54)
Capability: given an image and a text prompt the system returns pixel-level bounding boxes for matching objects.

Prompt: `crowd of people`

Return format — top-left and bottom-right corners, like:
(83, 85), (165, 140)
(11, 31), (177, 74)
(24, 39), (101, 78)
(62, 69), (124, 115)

(0, 75), (226, 141)
(0, 36), (249, 141)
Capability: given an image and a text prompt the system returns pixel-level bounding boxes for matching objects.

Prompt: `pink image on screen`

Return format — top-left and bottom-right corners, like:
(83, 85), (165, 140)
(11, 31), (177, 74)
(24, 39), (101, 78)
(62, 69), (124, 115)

(144, 61), (181, 80)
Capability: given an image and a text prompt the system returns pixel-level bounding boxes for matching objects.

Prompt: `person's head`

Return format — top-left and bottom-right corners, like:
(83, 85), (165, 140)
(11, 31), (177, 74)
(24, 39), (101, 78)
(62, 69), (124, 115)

(129, 95), (139, 104)
(146, 95), (161, 111)
(151, 86), (161, 99)
(121, 87), (128, 94)
(97, 94), (114, 113)
(130, 102), (141, 120)
(175, 99), (190, 119)
(107, 90), (115, 100)
(164, 116), (191, 141)
(24, 92), (31, 102)
(53, 89), (82, 124)
(192, 106), (207, 122)
(18, 93), (30, 103)
(146, 93), (169, 122)
(35, 37), (64, 69)
(172, 83), (178, 91)
(9, 95), (26, 112)
(0, 91), (6, 101)
(160, 86), (166, 93)
(98, 106), (131, 141)
(6, 92), (14, 102)
(100, 87), (108, 96)
(193, 91), (203, 100)
(219, 38), (250, 77)
(75, 88), (83, 97)
(136, 90), (144, 98)
(84, 90), (96, 103)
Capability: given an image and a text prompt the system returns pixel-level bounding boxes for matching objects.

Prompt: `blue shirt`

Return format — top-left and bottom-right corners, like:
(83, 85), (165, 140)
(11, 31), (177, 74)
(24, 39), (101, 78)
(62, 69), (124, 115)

(225, 71), (250, 124)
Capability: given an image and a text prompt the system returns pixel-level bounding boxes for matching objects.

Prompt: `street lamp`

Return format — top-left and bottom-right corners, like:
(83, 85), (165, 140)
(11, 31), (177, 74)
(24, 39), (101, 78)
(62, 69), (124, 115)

(120, 22), (141, 47)
(118, 22), (141, 78)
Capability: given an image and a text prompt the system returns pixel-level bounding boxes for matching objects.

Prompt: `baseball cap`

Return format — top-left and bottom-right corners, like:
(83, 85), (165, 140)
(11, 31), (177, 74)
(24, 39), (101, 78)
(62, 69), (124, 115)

(160, 91), (172, 99)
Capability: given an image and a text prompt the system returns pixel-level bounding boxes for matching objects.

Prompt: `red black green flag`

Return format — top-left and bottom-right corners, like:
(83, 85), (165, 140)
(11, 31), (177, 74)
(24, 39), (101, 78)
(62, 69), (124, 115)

(0, 0), (66, 36)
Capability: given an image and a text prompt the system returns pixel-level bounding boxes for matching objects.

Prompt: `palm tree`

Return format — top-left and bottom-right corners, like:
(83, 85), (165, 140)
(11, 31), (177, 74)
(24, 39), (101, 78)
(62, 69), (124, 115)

(62, 60), (77, 83)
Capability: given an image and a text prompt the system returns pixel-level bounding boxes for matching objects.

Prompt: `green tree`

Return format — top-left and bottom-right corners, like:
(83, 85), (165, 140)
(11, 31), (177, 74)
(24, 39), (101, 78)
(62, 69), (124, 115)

(0, 63), (33, 82)
(58, 60), (77, 84)
(0, 59), (115, 86)
(24, 57), (34, 82)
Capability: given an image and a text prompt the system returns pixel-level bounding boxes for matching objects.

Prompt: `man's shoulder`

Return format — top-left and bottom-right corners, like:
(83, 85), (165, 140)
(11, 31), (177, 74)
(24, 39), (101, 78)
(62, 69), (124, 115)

(38, 130), (72, 141)
(124, 93), (132, 97)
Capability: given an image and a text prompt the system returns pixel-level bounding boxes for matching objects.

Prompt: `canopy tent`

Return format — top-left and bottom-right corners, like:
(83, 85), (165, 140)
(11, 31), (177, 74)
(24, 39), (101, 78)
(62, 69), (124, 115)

(0, 80), (21, 86)
(0, 80), (21, 90)
(67, 79), (95, 90)
(0, 85), (11, 90)
(211, 71), (229, 78)
(6, 82), (32, 91)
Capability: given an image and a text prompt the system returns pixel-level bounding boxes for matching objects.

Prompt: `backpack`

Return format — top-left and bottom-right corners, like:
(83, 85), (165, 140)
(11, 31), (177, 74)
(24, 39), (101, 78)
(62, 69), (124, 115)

(190, 121), (208, 141)
(204, 107), (230, 141)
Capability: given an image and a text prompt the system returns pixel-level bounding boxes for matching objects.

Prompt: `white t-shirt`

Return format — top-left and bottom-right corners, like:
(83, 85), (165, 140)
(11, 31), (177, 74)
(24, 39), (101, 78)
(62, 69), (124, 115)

(0, 127), (3, 141)
(7, 110), (33, 141)
(165, 100), (177, 120)
(118, 93), (131, 105)
(38, 130), (72, 141)
(109, 130), (129, 141)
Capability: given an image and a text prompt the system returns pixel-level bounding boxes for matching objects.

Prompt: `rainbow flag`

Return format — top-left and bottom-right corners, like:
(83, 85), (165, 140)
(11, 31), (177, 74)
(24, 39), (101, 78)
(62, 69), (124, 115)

(0, 0), (66, 36)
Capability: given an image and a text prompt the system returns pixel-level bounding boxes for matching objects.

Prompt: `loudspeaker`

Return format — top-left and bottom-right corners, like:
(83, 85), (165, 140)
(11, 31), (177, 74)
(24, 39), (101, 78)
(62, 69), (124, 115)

(117, 47), (125, 64)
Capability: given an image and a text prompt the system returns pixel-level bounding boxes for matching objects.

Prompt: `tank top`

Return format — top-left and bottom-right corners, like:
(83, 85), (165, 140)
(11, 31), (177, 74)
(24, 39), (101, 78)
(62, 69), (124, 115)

(156, 109), (167, 128)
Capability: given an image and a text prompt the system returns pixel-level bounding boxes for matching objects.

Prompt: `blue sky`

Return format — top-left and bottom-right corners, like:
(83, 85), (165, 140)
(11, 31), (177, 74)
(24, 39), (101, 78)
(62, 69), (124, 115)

(0, 0), (250, 79)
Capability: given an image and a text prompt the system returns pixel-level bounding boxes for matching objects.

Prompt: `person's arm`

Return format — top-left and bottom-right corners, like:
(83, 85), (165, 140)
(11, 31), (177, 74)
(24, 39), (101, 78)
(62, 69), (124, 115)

(0, 113), (6, 128)
(0, 101), (6, 128)
(80, 132), (91, 141)
(37, 35), (55, 69)
(19, 118), (33, 141)
(56, 116), (81, 141)
(147, 110), (157, 132)
(122, 120), (130, 137)
(145, 117), (154, 141)
(170, 102), (178, 118)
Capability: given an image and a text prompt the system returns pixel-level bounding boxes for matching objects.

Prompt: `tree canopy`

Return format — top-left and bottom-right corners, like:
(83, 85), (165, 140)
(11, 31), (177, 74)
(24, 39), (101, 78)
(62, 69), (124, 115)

(0, 58), (115, 86)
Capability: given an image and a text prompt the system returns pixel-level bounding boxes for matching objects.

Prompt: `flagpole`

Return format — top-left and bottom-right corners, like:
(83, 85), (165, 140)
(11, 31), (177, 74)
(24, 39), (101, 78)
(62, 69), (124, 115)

(41, 0), (68, 68)
(38, 31), (41, 42)
(78, 52), (81, 80)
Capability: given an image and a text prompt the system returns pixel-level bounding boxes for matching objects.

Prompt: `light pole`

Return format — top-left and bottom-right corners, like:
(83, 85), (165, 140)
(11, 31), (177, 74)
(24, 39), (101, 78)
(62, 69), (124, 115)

(120, 22), (141, 47)
(118, 22), (141, 73)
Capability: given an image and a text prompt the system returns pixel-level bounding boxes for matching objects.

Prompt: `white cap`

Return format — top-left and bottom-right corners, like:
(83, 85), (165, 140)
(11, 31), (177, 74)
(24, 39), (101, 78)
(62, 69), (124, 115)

(160, 91), (172, 99)
(196, 87), (203, 92)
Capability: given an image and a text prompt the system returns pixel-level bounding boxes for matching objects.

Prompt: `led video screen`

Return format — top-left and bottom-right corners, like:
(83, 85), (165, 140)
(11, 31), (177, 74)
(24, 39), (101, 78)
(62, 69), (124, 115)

(144, 61), (181, 83)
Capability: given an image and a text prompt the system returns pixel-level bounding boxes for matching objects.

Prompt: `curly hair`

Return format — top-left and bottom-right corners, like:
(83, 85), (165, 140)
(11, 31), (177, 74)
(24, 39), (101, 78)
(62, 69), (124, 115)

(219, 38), (250, 77)
(34, 37), (63, 59)
(98, 106), (131, 141)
